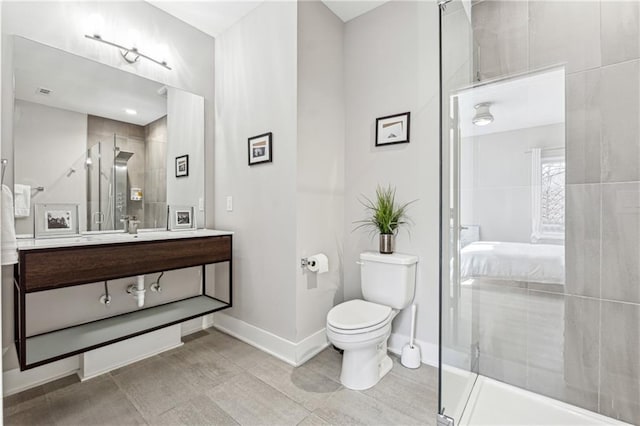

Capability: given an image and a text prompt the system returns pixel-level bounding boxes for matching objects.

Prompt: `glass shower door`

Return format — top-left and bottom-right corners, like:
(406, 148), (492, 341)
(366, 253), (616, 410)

(86, 136), (117, 231)
(439, 0), (478, 422)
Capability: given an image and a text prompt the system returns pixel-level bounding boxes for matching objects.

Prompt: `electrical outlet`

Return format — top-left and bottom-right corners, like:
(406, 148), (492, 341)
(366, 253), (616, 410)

(198, 197), (205, 212)
(226, 196), (233, 212)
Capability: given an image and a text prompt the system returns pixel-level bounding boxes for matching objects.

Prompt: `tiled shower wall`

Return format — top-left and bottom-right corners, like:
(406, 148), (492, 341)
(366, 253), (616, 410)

(472, 1), (640, 423)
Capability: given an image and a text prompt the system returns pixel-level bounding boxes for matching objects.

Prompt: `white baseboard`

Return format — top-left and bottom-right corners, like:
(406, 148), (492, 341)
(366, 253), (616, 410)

(211, 312), (328, 367)
(3, 356), (79, 396)
(387, 332), (439, 367)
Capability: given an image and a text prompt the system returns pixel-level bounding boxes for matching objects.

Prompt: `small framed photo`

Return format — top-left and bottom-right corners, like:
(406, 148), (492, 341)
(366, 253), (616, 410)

(168, 205), (196, 231)
(375, 112), (411, 146)
(34, 203), (79, 238)
(248, 132), (273, 166)
(175, 155), (189, 177)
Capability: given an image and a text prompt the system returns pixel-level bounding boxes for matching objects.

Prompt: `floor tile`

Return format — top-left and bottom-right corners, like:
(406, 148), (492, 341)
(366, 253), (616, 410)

(363, 367), (437, 423)
(4, 401), (55, 426)
(147, 394), (238, 425)
(3, 385), (46, 417)
(202, 328), (274, 370)
(46, 375), (145, 426)
(207, 373), (310, 425)
(313, 388), (428, 426)
(110, 356), (199, 419)
(248, 354), (341, 411)
(4, 329), (440, 426)
(297, 413), (330, 425)
(165, 337), (242, 389)
(389, 355), (438, 391)
(303, 347), (343, 383)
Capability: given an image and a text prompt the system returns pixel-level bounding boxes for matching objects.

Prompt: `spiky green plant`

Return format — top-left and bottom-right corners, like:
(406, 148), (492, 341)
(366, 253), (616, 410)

(354, 185), (415, 236)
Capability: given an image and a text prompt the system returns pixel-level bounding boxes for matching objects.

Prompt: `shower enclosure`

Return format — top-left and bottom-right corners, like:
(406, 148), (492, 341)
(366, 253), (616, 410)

(86, 136), (135, 231)
(439, 1), (640, 425)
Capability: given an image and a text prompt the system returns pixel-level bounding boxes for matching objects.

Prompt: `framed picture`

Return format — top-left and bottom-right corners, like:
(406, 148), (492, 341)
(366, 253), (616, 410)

(248, 132), (273, 165)
(175, 155), (189, 177)
(34, 203), (80, 238)
(375, 112), (411, 146)
(168, 205), (196, 230)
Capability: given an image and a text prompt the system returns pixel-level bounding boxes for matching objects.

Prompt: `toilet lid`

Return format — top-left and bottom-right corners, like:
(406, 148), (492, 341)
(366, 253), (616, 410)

(327, 300), (392, 330)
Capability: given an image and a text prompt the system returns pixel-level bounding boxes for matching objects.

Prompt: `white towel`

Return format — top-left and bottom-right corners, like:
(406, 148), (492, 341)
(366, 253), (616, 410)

(2, 184), (18, 265)
(14, 183), (30, 218)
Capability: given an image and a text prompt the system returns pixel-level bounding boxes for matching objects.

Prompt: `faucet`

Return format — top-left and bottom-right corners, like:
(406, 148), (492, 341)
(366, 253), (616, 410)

(128, 216), (140, 235)
(120, 215), (131, 233)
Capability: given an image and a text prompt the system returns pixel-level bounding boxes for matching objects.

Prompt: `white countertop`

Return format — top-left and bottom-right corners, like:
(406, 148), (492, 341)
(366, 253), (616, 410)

(16, 229), (233, 251)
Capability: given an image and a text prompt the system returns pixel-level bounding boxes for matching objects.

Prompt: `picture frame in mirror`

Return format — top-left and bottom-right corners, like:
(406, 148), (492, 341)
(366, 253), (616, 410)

(175, 155), (189, 178)
(168, 205), (196, 231)
(34, 203), (80, 238)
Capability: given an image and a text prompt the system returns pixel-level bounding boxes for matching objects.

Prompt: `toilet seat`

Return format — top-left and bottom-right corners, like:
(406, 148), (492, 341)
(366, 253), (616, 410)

(327, 300), (393, 335)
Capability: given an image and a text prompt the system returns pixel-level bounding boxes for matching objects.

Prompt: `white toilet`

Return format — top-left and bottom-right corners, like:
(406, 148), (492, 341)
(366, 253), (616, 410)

(326, 251), (418, 390)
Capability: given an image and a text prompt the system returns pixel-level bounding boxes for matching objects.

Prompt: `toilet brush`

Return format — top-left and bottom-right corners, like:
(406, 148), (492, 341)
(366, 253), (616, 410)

(401, 304), (421, 369)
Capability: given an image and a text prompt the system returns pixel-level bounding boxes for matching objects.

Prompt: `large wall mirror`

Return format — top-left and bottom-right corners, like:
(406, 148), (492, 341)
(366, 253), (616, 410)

(12, 36), (205, 236)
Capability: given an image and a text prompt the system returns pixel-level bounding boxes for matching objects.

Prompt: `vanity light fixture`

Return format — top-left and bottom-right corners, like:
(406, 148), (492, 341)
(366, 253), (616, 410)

(472, 102), (494, 126)
(84, 34), (172, 70)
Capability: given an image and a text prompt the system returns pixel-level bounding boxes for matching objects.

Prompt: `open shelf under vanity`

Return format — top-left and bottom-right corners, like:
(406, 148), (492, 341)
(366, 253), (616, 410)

(14, 230), (233, 371)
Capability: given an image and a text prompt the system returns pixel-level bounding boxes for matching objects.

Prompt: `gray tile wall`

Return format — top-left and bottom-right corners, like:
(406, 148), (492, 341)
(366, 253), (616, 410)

(144, 116), (168, 229)
(471, 1), (640, 423)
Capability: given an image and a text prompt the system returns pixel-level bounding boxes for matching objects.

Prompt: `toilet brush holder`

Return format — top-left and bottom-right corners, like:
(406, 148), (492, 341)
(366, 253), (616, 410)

(401, 304), (421, 369)
(401, 344), (421, 369)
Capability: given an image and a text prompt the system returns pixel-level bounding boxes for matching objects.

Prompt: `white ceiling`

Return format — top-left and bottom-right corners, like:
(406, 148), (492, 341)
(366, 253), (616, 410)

(14, 37), (167, 126)
(455, 67), (566, 138)
(321, 1), (389, 22)
(148, 1), (263, 38)
(148, 0), (390, 38)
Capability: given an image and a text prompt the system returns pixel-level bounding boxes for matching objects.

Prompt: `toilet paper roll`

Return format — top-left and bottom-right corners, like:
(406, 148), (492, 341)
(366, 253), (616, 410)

(307, 253), (329, 274)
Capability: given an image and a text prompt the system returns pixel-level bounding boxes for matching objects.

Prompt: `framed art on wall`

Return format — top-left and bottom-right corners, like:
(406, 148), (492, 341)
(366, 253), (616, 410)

(175, 155), (189, 177)
(248, 132), (273, 165)
(375, 112), (411, 146)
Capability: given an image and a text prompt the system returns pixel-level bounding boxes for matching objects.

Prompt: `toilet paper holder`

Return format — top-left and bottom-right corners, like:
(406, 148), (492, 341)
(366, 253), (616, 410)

(300, 257), (315, 268)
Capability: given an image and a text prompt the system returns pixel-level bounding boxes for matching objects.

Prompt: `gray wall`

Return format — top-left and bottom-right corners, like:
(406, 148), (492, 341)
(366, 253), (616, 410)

(214, 1), (299, 342)
(469, 1), (640, 423)
(166, 88), (205, 228)
(296, 1), (345, 341)
(13, 100), (87, 235)
(343, 1), (440, 362)
(214, 0), (440, 356)
(144, 116), (167, 229)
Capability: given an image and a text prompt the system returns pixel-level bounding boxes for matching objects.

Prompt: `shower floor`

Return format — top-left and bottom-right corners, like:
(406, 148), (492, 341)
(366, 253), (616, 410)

(459, 375), (629, 426)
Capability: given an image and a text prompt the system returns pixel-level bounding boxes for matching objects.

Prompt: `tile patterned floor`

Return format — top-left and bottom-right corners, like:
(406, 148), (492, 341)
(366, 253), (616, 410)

(4, 329), (439, 425)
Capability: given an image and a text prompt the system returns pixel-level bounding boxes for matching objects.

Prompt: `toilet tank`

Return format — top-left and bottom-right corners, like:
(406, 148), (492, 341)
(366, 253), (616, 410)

(360, 251), (418, 309)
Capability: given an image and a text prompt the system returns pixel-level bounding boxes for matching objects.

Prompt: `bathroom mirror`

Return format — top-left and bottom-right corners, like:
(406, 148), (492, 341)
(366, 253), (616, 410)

(11, 36), (205, 236)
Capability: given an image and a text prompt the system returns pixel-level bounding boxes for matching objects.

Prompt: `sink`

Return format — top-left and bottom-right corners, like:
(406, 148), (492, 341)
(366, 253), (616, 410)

(17, 229), (232, 251)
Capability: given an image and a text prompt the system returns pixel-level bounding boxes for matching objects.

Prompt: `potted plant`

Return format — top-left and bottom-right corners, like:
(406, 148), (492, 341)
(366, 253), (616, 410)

(355, 185), (415, 254)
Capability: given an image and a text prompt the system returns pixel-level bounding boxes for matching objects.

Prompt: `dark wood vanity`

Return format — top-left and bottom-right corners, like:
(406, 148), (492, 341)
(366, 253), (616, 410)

(14, 231), (233, 371)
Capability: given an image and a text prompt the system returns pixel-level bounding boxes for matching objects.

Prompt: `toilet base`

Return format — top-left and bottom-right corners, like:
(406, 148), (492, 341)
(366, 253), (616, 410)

(339, 340), (393, 390)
